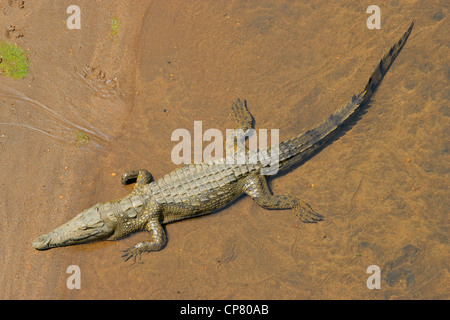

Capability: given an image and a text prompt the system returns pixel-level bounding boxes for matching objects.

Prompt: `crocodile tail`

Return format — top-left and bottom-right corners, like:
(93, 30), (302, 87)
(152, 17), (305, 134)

(362, 20), (415, 104)
(274, 21), (414, 174)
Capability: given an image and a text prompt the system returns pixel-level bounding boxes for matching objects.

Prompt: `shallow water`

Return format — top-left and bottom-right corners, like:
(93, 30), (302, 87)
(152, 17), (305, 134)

(0, 0), (448, 299)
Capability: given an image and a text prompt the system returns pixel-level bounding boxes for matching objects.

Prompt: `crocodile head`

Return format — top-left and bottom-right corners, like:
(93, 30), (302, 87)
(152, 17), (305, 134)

(32, 203), (118, 250)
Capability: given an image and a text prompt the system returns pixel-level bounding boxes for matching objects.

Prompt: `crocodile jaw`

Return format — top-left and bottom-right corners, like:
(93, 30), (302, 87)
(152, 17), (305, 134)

(32, 205), (115, 250)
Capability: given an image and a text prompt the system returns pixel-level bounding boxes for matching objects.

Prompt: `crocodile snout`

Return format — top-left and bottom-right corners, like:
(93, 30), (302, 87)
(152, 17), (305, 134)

(32, 234), (52, 250)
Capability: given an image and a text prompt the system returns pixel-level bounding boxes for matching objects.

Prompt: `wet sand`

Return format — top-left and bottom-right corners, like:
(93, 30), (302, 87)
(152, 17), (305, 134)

(0, 0), (448, 299)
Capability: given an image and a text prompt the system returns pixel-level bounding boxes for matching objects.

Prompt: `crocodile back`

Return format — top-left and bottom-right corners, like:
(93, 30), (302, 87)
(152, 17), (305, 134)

(146, 157), (260, 218)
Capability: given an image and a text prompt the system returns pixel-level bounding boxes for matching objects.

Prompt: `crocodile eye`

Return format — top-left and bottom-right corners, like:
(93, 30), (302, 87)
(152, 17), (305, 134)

(80, 224), (87, 230)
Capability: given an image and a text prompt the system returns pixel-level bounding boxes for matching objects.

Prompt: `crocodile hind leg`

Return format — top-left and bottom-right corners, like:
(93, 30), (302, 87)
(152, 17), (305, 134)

(122, 217), (167, 262)
(121, 169), (153, 188)
(226, 99), (255, 156)
(243, 174), (323, 223)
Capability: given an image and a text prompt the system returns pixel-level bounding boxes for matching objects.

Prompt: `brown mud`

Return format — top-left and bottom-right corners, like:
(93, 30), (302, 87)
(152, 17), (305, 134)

(0, 0), (448, 299)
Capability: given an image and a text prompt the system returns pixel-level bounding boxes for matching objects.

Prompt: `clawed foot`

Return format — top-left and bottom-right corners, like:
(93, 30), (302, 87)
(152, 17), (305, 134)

(296, 204), (324, 223)
(121, 172), (137, 185)
(121, 170), (152, 187)
(122, 245), (144, 263)
(231, 99), (254, 133)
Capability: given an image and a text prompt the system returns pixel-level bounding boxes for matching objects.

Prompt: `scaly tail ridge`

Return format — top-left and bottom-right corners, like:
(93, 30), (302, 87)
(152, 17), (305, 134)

(362, 20), (415, 104)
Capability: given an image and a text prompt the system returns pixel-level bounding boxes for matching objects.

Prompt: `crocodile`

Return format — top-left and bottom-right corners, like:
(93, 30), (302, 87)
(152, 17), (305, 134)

(32, 22), (414, 261)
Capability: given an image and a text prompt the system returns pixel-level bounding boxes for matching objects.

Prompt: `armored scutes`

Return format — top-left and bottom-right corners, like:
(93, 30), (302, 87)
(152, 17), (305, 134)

(33, 22), (414, 261)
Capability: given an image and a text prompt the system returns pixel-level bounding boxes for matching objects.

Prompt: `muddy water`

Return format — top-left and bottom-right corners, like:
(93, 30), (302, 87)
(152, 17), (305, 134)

(0, 0), (448, 299)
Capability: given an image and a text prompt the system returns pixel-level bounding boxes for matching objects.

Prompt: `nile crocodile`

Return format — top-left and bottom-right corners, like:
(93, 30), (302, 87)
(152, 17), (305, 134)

(32, 22), (414, 261)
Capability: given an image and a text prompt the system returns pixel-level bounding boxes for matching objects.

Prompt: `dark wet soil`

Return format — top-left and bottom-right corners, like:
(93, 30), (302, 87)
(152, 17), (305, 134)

(0, 0), (448, 299)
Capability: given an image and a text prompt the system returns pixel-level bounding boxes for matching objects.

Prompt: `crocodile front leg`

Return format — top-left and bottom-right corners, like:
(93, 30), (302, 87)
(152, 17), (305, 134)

(121, 169), (153, 188)
(122, 218), (167, 262)
(231, 98), (254, 133)
(243, 174), (323, 223)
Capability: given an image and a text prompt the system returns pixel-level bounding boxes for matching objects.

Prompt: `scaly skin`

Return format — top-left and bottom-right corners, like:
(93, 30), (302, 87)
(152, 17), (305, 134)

(32, 22), (414, 262)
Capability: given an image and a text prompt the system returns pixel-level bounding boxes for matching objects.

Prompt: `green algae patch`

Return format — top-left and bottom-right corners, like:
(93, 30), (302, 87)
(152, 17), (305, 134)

(111, 17), (120, 41)
(75, 131), (90, 146)
(0, 41), (29, 79)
